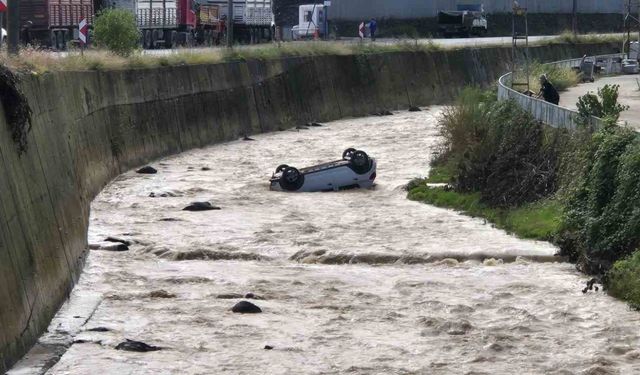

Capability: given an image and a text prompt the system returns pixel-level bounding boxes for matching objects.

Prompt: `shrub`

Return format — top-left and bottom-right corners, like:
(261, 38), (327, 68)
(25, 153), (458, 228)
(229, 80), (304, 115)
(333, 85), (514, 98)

(606, 250), (640, 309)
(93, 9), (140, 56)
(576, 84), (629, 126)
(437, 88), (567, 208)
(559, 126), (640, 270)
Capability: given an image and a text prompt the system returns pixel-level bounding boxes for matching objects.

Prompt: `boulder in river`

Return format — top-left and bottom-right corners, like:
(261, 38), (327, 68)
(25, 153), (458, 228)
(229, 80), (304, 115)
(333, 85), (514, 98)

(244, 293), (264, 300)
(182, 202), (221, 211)
(136, 166), (157, 174)
(408, 106), (422, 112)
(104, 236), (132, 246)
(115, 339), (161, 352)
(296, 125), (309, 130)
(231, 301), (262, 314)
(216, 293), (244, 299)
(309, 122), (324, 127)
(90, 242), (129, 252)
(373, 110), (394, 116)
(243, 135), (256, 141)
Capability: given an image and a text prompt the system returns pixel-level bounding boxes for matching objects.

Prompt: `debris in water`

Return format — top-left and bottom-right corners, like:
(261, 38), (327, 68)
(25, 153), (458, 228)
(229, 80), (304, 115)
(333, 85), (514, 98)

(582, 278), (600, 294)
(86, 327), (112, 332)
(182, 201), (221, 211)
(115, 339), (161, 352)
(231, 301), (262, 314)
(136, 166), (158, 174)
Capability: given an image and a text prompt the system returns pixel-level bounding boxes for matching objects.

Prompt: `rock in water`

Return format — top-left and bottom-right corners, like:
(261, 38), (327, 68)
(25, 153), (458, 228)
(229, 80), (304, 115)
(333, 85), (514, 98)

(115, 339), (161, 352)
(201, 166), (212, 171)
(136, 166), (157, 174)
(243, 135), (256, 141)
(93, 243), (129, 252)
(310, 122), (324, 127)
(104, 236), (132, 246)
(182, 202), (221, 211)
(231, 301), (262, 314)
(409, 106), (422, 112)
(264, 345), (274, 350)
(296, 125), (309, 130)
(216, 293), (244, 299)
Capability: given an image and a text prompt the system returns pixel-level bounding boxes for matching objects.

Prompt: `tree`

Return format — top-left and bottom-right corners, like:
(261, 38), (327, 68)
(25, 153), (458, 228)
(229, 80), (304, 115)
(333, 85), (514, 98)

(93, 9), (140, 56)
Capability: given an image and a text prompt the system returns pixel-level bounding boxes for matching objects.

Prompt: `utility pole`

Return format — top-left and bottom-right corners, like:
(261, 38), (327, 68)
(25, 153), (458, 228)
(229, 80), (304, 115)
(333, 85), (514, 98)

(8, 0), (19, 54)
(572, 0), (578, 35)
(227, 0), (234, 47)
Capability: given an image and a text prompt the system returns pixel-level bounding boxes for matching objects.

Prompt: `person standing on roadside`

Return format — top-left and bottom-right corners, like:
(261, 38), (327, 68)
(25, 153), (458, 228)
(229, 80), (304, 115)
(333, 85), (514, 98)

(358, 21), (365, 41)
(537, 74), (560, 105)
(368, 18), (377, 41)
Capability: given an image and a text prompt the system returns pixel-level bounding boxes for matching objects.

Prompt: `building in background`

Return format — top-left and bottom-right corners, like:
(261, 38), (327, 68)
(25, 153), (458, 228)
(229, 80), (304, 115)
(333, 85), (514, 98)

(328, 0), (626, 20)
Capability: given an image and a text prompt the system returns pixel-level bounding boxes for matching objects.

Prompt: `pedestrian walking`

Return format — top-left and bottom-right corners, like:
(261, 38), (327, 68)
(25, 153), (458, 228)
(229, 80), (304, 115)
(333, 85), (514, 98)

(368, 18), (377, 41)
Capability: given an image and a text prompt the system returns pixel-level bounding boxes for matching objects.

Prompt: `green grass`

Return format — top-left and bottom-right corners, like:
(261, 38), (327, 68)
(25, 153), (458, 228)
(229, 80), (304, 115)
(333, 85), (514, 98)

(425, 162), (455, 183)
(407, 178), (562, 241)
(606, 251), (640, 309)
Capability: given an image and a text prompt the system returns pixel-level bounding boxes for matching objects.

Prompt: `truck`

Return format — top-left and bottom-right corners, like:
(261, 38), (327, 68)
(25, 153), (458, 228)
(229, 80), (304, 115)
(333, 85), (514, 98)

(205, 0), (273, 44)
(437, 3), (487, 38)
(291, 3), (326, 40)
(111, 0), (222, 48)
(20, 0), (94, 49)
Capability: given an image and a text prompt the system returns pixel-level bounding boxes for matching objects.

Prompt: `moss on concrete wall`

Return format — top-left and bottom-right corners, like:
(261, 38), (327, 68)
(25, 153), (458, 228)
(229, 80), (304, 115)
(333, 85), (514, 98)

(0, 42), (618, 371)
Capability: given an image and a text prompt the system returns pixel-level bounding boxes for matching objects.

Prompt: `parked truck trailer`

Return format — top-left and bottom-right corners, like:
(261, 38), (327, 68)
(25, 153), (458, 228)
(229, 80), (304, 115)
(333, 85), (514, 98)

(20, 0), (94, 49)
(206, 0), (273, 43)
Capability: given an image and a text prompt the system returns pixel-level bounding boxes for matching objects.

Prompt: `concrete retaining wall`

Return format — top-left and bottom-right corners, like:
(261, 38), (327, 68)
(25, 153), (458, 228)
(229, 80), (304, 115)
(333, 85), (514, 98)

(0, 42), (618, 371)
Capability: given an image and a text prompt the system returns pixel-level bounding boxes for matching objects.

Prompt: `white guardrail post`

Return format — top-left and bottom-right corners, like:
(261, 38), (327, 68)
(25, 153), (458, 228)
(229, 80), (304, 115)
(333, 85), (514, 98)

(497, 54), (624, 130)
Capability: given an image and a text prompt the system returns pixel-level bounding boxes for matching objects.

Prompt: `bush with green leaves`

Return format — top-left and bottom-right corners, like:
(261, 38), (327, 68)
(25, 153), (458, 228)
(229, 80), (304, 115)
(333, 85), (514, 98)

(437, 88), (567, 207)
(559, 126), (640, 271)
(93, 9), (140, 56)
(576, 84), (629, 127)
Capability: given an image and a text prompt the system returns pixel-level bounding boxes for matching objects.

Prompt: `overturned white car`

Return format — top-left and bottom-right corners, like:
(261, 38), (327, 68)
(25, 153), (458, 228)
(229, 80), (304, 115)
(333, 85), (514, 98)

(270, 148), (377, 192)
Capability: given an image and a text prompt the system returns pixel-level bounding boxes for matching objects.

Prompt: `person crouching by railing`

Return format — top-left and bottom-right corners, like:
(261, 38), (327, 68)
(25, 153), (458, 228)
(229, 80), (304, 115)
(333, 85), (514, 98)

(537, 74), (560, 105)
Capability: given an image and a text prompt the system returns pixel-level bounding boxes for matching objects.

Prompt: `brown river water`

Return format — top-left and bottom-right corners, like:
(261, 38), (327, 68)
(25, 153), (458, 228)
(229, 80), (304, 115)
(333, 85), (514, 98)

(13, 108), (640, 374)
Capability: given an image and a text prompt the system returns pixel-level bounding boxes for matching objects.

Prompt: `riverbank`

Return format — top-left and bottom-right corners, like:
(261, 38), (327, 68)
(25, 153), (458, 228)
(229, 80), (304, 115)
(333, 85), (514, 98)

(408, 86), (640, 309)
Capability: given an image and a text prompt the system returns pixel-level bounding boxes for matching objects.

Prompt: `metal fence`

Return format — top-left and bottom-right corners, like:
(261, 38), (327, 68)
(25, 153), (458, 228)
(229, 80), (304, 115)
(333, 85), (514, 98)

(497, 54), (623, 130)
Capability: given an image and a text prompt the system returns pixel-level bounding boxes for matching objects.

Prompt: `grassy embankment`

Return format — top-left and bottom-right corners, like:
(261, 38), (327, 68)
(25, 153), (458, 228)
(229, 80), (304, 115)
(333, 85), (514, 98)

(0, 33), (621, 73)
(408, 85), (640, 308)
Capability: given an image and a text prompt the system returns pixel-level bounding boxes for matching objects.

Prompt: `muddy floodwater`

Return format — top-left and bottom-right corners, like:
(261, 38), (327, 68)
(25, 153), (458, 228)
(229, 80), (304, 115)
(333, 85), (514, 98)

(26, 109), (640, 374)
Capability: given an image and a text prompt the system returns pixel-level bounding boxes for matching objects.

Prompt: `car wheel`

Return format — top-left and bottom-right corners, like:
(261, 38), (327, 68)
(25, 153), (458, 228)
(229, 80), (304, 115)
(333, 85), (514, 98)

(279, 167), (305, 191)
(350, 150), (371, 174)
(342, 148), (357, 160)
(275, 164), (289, 173)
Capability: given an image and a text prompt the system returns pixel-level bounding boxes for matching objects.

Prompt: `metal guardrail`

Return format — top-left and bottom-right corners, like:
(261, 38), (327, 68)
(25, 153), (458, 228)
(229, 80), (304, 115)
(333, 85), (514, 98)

(497, 54), (624, 130)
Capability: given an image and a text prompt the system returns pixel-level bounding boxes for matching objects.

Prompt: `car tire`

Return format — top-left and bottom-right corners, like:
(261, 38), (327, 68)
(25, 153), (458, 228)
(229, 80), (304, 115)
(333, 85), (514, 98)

(350, 150), (371, 174)
(279, 167), (305, 191)
(275, 164), (289, 173)
(342, 148), (357, 160)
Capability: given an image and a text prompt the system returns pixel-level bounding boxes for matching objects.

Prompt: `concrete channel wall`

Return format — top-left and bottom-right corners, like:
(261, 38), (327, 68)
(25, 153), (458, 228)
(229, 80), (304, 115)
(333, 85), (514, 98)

(0, 42), (618, 371)
(497, 54), (623, 129)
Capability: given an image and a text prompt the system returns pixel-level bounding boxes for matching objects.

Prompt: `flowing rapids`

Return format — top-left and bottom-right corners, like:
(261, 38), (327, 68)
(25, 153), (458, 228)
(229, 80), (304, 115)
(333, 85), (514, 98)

(27, 109), (640, 374)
